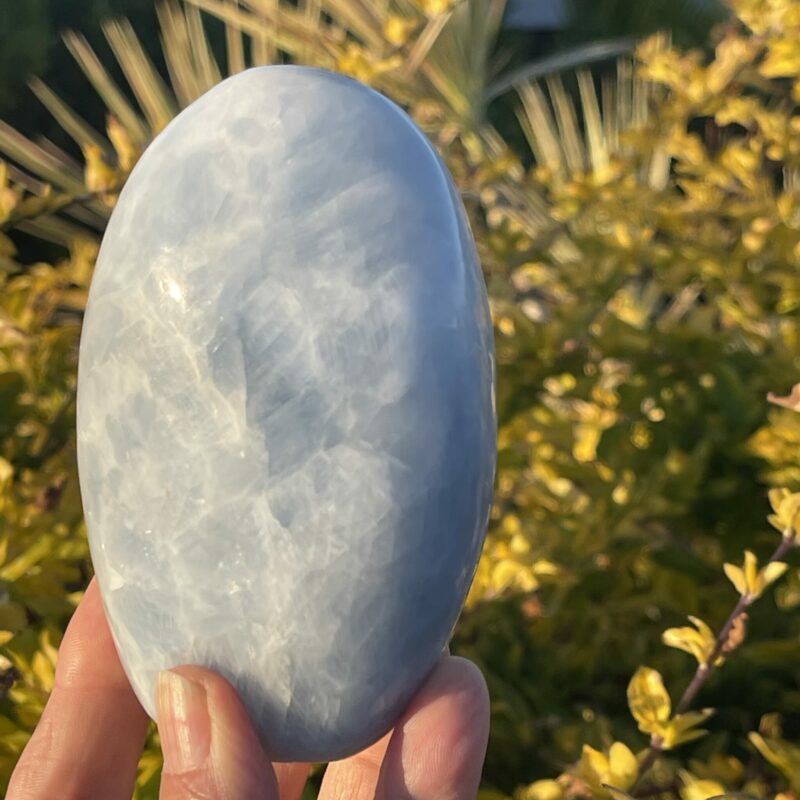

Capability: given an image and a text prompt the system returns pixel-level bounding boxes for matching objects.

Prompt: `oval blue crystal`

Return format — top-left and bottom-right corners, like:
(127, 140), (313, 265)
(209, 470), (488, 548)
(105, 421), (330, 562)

(77, 65), (496, 762)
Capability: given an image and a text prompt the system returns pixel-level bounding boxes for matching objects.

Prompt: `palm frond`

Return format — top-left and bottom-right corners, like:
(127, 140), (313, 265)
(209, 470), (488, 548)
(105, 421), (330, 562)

(298, 0), (323, 64)
(191, 0), (508, 133)
(103, 18), (178, 131)
(186, 0), (340, 63)
(1, 1), (254, 243)
(0, 122), (85, 196)
(157, 1), (221, 105)
(16, 215), (98, 248)
(516, 82), (563, 175)
(401, 11), (452, 79)
(514, 55), (668, 186)
(63, 31), (150, 144)
(224, 0), (247, 74)
(420, 0), (506, 126)
(27, 79), (107, 152)
(484, 38), (635, 103)
(316, 0), (385, 46)
(546, 74), (585, 174)
(577, 70), (608, 176)
(185, 4), (223, 86)
(0, 0), (668, 251)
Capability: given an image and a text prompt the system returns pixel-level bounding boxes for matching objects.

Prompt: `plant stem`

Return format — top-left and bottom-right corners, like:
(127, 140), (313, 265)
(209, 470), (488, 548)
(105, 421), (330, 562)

(633, 531), (798, 792)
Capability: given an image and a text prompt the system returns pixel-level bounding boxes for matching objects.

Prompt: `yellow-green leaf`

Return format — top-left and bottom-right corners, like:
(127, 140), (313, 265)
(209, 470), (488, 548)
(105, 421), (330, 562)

(749, 733), (800, 791)
(577, 741), (638, 792)
(662, 616), (719, 666)
(679, 770), (725, 800)
(723, 562), (747, 595)
(767, 488), (800, 535)
(660, 708), (714, 748)
(515, 780), (562, 800)
(628, 667), (671, 733)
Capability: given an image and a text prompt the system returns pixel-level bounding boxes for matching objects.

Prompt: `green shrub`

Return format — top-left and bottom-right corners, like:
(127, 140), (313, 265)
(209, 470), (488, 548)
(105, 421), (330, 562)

(0, 0), (799, 797)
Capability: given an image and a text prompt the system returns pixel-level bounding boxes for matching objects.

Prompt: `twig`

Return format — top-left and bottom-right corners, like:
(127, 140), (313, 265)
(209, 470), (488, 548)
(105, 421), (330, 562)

(633, 530), (798, 791)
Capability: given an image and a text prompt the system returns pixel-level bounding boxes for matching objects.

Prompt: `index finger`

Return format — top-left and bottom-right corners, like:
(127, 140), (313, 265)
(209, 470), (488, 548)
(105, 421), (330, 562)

(7, 579), (150, 800)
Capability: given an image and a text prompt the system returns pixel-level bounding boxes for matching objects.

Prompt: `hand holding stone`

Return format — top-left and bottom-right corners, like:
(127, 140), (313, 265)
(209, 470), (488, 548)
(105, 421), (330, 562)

(7, 580), (490, 800)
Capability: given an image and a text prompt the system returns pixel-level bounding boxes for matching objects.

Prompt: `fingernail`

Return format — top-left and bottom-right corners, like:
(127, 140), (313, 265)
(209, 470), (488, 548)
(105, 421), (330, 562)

(156, 670), (211, 774)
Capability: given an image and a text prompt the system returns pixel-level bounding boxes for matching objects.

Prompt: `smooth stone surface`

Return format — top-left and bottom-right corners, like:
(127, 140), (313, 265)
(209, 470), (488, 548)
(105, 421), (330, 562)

(77, 65), (496, 762)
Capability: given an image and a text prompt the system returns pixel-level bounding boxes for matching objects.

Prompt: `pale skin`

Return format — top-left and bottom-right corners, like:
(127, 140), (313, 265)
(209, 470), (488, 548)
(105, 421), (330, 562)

(7, 580), (490, 800)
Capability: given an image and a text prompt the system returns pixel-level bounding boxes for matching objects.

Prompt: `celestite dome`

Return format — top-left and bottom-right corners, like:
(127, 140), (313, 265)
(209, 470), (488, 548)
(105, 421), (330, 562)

(77, 65), (496, 762)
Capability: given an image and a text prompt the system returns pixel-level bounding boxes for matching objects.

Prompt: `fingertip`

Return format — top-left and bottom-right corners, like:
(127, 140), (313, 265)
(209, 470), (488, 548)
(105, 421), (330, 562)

(54, 578), (125, 690)
(407, 656), (489, 721)
(157, 666), (280, 800)
(450, 655), (489, 716)
(376, 656), (490, 799)
(156, 669), (211, 776)
(7, 580), (149, 800)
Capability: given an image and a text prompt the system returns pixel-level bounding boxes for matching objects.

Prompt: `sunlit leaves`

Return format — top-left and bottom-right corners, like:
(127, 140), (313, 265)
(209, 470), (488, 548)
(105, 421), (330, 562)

(0, 0), (800, 797)
(107, 116), (141, 174)
(662, 616), (720, 667)
(415, 0), (458, 17)
(749, 409), (800, 490)
(383, 15), (417, 47)
(760, 39), (800, 79)
(748, 733), (800, 791)
(577, 742), (639, 793)
(662, 709), (716, 749)
(0, 235), (88, 791)
(723, 552), (788, 600)
(515, 779), (564, 800)
(335, 43), (402, 82)
(678, 771), (725, 800)
(627, 668), (713, 748)
(82, 144), (121, 202)
(766, 488), (800, 536)
(628, 667), (671, 734)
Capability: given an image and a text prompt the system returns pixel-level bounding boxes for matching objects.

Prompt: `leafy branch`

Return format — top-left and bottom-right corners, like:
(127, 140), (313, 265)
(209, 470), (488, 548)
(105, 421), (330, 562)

(631, 487), (800, 792)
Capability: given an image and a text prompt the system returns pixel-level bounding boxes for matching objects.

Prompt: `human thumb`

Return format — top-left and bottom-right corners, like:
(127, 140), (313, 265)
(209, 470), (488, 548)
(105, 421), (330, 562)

(156, 666), (280, 800)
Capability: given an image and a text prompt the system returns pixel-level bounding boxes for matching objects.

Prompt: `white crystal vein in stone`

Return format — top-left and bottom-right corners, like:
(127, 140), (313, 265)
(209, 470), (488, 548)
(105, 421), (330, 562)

(77, 65), (495, 762)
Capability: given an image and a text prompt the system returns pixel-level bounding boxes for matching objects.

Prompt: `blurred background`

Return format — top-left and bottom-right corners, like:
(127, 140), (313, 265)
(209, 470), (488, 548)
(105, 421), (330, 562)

(0, 0), (799, 798)
(1, 0), (728, 175)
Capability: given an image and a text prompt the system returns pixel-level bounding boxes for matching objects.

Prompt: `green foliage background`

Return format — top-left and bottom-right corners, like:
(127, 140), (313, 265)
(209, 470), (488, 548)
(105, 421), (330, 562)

(0, 0), (799, 797)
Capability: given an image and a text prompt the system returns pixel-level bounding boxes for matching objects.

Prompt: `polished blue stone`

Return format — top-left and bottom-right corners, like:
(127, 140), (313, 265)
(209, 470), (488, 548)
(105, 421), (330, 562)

(77, 65), (496, 762)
